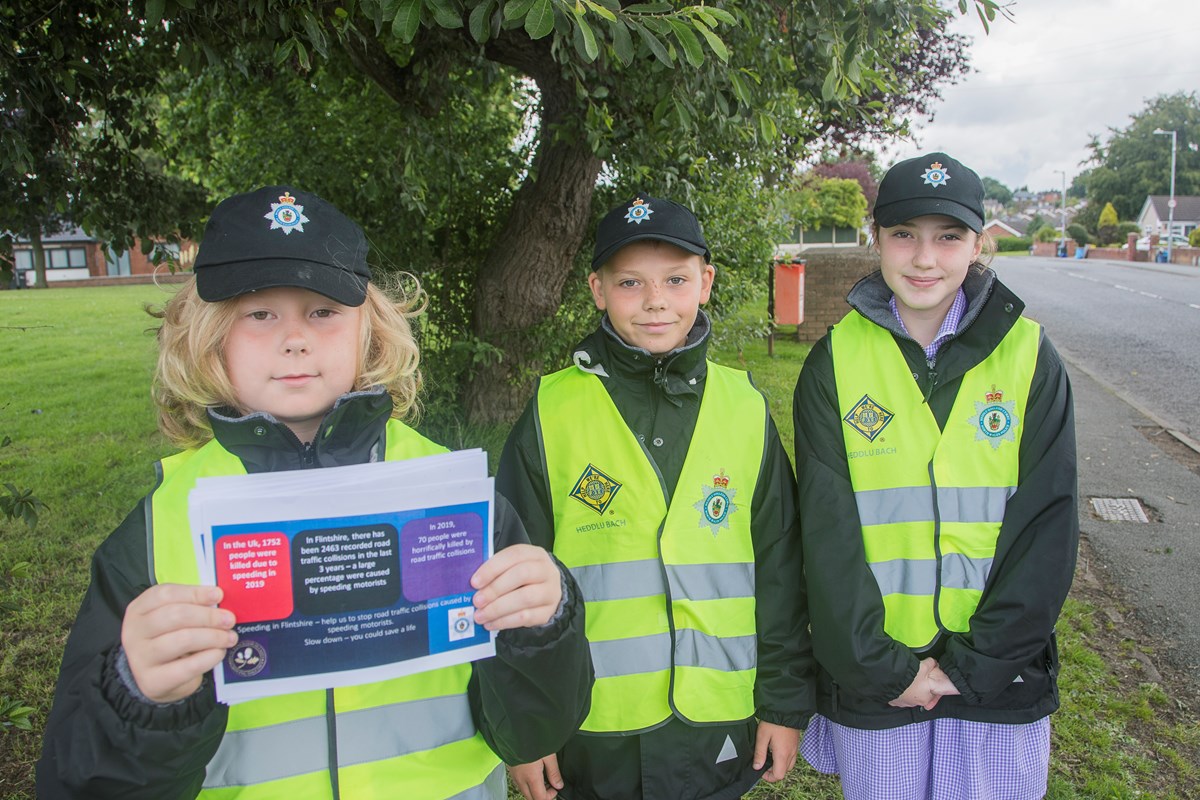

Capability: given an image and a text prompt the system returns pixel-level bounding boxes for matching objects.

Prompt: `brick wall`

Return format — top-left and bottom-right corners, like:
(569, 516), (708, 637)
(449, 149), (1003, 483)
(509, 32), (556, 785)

(789, 247), (880, 342)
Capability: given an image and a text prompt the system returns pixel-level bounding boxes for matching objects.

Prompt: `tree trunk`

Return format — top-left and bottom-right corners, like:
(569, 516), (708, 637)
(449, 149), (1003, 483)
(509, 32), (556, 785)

(31, 231), (47, 289)
(463, 47), (604, 425)
(464, 136), (602, 424)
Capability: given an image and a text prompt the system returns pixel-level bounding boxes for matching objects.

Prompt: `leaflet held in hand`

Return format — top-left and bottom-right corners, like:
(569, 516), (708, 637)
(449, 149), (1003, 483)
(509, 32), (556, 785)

(189, 449), (495, 703)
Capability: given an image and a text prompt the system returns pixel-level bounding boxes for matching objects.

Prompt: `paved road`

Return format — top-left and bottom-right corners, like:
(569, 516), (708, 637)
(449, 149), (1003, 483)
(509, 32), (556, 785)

(992, 255), (1200, 440)
(992, 255), (1200, 680)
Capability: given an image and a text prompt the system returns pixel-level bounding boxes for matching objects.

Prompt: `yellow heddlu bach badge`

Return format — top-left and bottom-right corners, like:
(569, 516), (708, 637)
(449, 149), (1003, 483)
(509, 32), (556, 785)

(969, 385), (1020, 449)
(843, 394), (895, 443)
(694, 470), (738, 537)
(569, 464), (622, 515)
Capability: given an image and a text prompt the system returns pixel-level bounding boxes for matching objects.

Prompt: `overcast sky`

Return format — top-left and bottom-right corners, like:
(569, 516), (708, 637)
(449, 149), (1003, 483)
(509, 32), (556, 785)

(876, 1), (1200, 193)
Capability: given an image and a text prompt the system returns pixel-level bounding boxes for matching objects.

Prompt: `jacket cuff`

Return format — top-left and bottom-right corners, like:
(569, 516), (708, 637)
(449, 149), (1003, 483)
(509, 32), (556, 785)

(496, 553), (579, 651)
(756, 708), (811, 730)
(102, 646), (221, 730)
(938, 661), (982, 706)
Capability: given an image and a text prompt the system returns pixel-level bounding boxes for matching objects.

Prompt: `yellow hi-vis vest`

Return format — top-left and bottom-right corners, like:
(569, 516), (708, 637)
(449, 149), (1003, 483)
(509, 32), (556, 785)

(831, 312), (1041, 651)
(149, 419), (504, 800)
(537, 363), (765, 734)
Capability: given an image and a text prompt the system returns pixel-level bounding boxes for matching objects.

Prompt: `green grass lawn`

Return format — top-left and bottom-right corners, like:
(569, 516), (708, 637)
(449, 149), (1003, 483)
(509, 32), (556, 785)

(3, 285), (1198, 799)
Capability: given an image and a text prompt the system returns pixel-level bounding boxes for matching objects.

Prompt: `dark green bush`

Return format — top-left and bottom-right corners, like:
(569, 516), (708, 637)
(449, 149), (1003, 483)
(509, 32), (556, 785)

(995, 236), (1033, 252)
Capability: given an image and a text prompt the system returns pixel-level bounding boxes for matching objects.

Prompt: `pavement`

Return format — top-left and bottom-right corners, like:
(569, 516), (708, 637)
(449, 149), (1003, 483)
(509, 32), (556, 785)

(1068, 339), (1200, 684)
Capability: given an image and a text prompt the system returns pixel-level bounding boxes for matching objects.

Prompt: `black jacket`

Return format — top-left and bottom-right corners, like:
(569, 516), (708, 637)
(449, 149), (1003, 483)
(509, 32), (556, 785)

(37, 388), (594, 799)
(792, 269), (1078, 729)
(498, 314), (814, 800)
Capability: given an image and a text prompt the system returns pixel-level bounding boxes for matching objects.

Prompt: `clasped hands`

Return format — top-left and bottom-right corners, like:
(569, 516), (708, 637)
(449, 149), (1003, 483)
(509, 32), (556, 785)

(888, 656), (960, 711)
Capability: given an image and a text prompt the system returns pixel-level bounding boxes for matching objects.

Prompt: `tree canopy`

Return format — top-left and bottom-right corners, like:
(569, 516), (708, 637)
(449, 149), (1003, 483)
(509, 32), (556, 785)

(782, 175), (867, 232)
(3, 0), (998, 422)
(1084, 91), (1199, 221)
(981, 176), (1012, 205)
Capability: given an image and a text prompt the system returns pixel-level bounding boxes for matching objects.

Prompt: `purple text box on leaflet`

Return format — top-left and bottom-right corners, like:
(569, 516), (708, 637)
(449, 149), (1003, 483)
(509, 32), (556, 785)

(400, 513), (485, 602)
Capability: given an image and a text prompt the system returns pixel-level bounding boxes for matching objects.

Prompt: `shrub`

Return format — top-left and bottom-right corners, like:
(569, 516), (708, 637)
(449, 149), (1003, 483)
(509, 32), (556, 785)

(1067, 224), (1091, 246)
(1117, 222), (1141, 242)
(1035, 226), (1061, 243)
(1190, 229), (1200, 248)
(995, 236), (1033, 252)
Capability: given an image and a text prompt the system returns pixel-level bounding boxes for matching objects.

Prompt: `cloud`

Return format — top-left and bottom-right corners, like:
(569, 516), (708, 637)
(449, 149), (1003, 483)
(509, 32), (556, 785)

(876, 0), (1200, 192)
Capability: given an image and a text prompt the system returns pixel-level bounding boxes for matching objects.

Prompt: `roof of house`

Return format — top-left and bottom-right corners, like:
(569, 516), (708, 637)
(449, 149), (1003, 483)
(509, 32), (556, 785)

(11, 225), (96, 245)
(984, 219), (1026, 237)
(1142, 195), (1200, 223)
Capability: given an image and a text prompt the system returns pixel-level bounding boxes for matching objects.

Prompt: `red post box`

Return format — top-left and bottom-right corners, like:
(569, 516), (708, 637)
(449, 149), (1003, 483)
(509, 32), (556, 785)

(773, 259), (805, 325)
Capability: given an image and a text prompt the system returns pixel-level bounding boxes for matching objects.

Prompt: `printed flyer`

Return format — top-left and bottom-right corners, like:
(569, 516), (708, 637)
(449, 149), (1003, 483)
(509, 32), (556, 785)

(188, 450), (496, 703)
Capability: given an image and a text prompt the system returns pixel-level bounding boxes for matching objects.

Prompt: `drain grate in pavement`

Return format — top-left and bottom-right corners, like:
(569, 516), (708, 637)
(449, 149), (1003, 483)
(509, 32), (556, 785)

(1090, 497), (1150, 523)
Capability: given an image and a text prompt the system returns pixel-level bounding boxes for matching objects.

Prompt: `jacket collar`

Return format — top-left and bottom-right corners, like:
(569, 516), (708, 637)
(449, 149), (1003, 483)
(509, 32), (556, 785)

(570, 311), (711, 405)
(845, 267), (1027, 381)
(846, 267), (1014, 345)
(206, 386), (394, 474)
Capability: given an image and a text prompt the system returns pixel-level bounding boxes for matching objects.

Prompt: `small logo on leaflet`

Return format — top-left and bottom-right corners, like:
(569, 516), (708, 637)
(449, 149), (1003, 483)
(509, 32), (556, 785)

(448, 606), (475, 642)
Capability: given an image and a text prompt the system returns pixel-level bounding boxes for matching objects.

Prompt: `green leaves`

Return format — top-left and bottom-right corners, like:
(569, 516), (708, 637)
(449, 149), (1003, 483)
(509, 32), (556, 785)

(468, 0), (495, 42)
(1, 483), (47, 530)
(524, 0), (554, 39)
(392, 0), (422, 42)
(0, 696), (35, 732)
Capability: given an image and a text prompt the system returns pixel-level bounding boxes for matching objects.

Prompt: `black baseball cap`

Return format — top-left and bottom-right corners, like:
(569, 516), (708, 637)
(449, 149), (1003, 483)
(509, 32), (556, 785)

(873, 152), (985, 233)
(193, 186), (371, 306)
(591, 192), (710, 269)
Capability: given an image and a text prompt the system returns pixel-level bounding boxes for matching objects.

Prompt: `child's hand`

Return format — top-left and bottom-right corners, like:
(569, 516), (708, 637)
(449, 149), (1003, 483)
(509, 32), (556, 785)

(507, 755), (563, 800)
(887, 656), (942, 711)
(754, 720), (801, 781)
(470, 544), (562, 631)
(121, 584), (238, 704)
(927, 664), (961, 698)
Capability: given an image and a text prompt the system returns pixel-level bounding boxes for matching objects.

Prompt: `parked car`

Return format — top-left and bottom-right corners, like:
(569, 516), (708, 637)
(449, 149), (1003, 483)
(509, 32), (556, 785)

(1124, 234), (1191, 251)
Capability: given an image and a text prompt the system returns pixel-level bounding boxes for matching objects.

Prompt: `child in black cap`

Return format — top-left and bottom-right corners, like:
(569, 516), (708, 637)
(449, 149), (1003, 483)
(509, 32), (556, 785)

(498, 193), (813, 800)
(792, 153), (1078, 799)
(37, 186), (594, 800)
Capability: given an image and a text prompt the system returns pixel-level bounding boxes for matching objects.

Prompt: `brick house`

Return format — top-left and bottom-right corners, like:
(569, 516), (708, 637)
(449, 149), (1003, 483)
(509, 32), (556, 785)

(9, 227), (195, 288)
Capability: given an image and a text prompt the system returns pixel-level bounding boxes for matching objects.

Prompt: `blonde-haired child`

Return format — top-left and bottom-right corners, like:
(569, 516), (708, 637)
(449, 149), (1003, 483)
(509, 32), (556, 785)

(38, 186), (593, 800)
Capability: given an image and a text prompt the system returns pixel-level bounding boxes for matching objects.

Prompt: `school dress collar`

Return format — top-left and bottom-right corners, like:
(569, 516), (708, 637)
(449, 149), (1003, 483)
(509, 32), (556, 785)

(206, 386), (394, 474)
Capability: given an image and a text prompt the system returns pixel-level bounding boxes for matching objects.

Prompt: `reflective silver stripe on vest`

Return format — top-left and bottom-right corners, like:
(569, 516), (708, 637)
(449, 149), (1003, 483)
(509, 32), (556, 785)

(446, 764), (507, 800)
(571, 559), (666, 602)
(590, 632), (673, 679)
(854, 486), (1016, 526)
(942, 552), (993, 591)
(868, 553), (993, 597)
(675, 629), (756, 672)
(203, 694), (476, 789)
(337, 694), (475, 767)
(665, 562), (755, 601)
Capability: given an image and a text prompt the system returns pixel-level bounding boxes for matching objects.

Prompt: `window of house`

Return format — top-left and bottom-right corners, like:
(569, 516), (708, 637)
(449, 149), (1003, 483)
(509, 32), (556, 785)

(47, 248), (87, 269)
(15, 251), (33, 271)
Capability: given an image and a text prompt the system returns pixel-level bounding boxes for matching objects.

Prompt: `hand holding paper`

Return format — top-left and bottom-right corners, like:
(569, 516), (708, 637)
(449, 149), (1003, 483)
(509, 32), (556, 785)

(189, 449), (499, 703)
(471, 544), (562, 631)
(122, 584), (238, 703)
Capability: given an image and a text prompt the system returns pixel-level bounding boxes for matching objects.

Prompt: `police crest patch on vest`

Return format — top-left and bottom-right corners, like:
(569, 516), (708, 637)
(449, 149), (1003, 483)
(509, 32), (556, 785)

(969, 385), (1020, 449)
(569, 464), (622, 515)
(694, 470), (738, 536)
(843, 394), (895, 443)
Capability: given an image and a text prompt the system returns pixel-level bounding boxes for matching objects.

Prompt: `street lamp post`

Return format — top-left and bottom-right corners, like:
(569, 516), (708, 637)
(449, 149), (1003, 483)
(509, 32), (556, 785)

(1053, 169), (1067, 256)
(1153, 128), (1177, 262)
